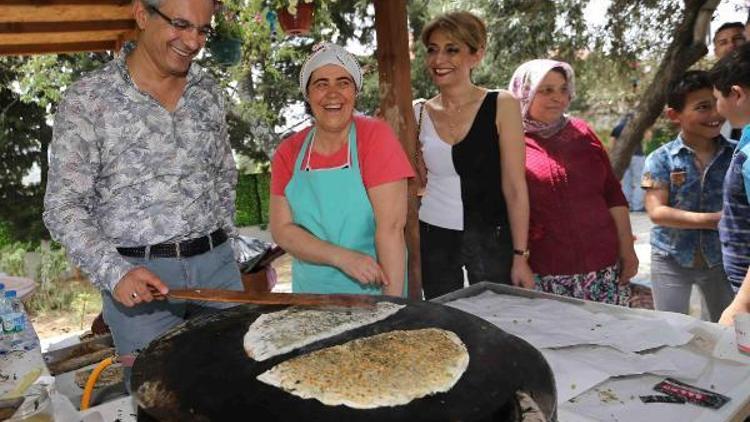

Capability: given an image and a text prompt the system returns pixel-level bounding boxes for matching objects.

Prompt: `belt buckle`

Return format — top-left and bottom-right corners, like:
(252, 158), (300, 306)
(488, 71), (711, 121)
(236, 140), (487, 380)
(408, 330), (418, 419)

(175, 242), (181, 258)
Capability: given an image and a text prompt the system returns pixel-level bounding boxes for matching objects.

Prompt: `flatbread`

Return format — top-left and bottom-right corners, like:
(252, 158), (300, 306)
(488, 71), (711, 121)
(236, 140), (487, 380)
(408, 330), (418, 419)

(256, 328), (469, 409)
(243, 302), (405, 361)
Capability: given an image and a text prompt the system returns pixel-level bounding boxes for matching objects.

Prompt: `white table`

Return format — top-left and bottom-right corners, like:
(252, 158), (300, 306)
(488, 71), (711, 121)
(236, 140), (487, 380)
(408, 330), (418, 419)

(0, 327), (79, 421)
(434, 282), (750, 422)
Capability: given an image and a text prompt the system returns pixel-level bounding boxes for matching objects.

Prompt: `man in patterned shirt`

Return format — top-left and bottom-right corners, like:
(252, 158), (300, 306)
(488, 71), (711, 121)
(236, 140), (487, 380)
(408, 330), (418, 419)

(43, 0), (242, 370)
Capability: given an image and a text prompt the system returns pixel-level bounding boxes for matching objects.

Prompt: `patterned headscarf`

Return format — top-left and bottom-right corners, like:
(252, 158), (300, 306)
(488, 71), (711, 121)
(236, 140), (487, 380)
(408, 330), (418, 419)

(508, 59), (576, 138)
(299, 43), (363, 100)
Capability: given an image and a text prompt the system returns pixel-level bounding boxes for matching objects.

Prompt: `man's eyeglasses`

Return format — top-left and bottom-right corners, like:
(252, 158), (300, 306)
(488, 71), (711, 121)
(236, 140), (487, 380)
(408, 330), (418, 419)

(148, 6), (216, 39)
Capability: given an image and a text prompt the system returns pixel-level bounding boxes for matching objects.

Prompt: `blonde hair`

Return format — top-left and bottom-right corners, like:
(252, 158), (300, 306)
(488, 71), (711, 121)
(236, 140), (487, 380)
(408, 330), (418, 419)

(421, 11), (487, 54)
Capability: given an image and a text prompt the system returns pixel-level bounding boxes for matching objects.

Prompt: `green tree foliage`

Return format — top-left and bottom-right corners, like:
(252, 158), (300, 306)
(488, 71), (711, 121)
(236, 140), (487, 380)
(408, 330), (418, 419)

(407, 0), (685, 119)
(0, 53), (110, 243)
(0, 58), (51, 243)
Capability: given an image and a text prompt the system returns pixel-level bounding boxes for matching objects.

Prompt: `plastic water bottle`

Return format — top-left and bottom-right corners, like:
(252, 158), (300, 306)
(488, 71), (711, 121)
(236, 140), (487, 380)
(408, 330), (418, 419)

(1, 290), (36, 351)
(2, 290), (25, 332)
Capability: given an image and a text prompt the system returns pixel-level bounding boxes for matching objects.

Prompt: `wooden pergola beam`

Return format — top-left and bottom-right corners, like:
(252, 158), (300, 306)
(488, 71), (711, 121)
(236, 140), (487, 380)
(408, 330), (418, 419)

(0, 1), (135, 55)
(0, 30), (136, 46)
(0, 40), (116, 56)
(0, 20), (135, 34)
(0, 1), (132, 24)
(374, 0), (421, 300)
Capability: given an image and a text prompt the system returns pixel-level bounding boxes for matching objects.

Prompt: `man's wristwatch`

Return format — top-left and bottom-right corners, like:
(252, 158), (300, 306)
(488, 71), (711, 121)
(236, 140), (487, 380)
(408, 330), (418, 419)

(513, 249), (530, 258)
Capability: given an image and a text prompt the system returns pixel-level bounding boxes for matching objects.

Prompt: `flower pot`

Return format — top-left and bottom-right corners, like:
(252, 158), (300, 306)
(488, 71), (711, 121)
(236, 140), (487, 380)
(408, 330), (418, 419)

(208, 37), (242, 66)
(277, 2), (314, 36)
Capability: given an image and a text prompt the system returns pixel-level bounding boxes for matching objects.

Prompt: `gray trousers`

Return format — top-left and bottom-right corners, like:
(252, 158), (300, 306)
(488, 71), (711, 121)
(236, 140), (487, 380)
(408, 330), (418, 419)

(650, 252), (733, 322)
(102, 241), (242, 357)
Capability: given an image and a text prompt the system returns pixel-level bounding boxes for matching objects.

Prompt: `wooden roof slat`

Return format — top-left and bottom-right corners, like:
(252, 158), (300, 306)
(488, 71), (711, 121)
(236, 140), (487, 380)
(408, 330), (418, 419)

(0, 1), (136, 54)
(0, 30), (136, 46)
(1, 0), (130, 4)
(0, 20), (135, 34)
(0, 40), (116, 56)
(0, 3), (132, 24)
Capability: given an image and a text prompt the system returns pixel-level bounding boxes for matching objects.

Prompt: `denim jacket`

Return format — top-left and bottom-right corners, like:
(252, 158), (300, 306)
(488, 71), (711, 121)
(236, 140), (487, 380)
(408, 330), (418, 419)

(642, 135), (735, 268)
(719, 126), (750, 289)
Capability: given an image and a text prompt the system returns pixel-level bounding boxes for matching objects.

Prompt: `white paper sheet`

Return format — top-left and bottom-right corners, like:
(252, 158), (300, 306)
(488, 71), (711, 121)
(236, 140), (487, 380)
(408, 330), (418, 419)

(542, 346), (679, 402)
(448, 291), (693, 352)
(540, 348), (612, 402)
(648, 346), (710, 381)
(559, 354), (750, 422)
(446, 290), (750, 419)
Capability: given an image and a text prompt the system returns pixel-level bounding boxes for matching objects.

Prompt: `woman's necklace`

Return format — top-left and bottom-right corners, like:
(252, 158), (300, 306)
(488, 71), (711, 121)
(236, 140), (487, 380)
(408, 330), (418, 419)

(307, 130), (348, 169)
(438, 90), (481, 141)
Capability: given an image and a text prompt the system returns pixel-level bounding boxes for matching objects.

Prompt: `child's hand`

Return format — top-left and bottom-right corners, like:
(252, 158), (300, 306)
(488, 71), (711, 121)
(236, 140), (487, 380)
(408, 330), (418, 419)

(719, 300), (749, 326)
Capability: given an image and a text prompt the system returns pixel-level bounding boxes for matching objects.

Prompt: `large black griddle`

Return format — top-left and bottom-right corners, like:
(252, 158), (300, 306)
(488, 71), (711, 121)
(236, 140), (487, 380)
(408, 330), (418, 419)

(131, 297), (556, 421)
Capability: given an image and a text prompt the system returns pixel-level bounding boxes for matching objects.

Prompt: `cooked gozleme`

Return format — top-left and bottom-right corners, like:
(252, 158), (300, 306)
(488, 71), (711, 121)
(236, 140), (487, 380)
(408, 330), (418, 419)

(243, 302), (405, 361)
(256, 328), (469, 409)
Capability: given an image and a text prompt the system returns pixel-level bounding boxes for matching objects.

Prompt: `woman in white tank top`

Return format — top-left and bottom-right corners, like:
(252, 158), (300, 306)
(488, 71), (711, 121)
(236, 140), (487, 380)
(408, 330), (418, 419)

(413, 11), (534, 299)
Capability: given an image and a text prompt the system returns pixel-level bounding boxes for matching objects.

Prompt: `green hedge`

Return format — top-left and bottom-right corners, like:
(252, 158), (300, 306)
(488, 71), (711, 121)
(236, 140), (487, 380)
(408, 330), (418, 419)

(0, 221), (13, 250)
(236, 173), (270, 227)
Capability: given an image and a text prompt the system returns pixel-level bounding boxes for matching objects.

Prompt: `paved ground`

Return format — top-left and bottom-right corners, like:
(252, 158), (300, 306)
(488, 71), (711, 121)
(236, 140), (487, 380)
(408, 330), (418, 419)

(631, 211), (653, 286)
(237, 226), (274, 243)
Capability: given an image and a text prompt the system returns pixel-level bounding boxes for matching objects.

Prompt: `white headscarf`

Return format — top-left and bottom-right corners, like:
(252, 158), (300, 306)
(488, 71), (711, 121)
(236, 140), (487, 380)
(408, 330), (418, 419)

(299, 43), (363, 100)
(508, 59), (576, 137)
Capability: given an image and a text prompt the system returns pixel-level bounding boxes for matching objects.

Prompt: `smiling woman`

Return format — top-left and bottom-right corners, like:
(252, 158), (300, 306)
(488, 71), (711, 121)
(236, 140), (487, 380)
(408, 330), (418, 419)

(414, 11), (534, 299)
(269, 43), (414, 297)
(508, 59), (638, 306)
(306, 65), (357, 137)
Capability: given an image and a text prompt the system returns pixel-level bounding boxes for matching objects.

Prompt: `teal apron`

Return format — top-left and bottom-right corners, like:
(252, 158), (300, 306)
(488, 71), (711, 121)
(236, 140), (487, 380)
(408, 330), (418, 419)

(285, 123), (383, 294)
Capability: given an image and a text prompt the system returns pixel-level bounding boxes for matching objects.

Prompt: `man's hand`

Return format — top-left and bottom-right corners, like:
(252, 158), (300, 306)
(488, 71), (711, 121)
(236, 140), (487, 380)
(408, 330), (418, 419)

(618, 246), (639, 285)
(113, 267), (169, 307)
(334, 250), (389, 286)
(511, 256), (536, 289)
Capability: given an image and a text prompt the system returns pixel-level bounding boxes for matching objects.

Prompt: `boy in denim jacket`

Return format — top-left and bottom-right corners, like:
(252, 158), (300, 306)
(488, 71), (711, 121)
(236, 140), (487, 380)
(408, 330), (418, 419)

(709, 44), (750, 325)
(641, 70), (734, 322)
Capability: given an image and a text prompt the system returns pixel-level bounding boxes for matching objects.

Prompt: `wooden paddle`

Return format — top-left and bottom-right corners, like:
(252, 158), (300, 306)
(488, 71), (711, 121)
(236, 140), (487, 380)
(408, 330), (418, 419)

(161, 288), (377, 308)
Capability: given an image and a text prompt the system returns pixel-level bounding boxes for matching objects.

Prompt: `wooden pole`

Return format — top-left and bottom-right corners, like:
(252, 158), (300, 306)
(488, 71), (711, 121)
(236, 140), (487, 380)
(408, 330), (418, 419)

(373, 0), (422, 300)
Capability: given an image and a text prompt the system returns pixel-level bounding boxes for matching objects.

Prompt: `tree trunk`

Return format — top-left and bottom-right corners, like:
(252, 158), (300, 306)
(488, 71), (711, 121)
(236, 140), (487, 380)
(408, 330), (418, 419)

(373, 0), (422, 300)
(610, 0), (719, 178)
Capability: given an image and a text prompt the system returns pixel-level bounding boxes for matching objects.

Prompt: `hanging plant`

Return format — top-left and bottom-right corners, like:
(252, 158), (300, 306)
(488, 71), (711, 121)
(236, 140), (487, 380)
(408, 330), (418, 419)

(269, 0), (315, 36)
(268, 0), (314, 16)
(208, 6), (244, 66)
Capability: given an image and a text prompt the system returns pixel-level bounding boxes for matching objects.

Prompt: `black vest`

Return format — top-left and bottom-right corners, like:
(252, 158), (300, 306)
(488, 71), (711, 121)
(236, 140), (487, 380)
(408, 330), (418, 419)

(452, 91), (509, 230)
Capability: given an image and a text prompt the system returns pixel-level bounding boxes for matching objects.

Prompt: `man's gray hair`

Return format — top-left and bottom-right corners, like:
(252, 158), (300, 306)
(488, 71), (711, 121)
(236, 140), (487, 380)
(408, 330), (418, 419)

(139, 0), (218, 12)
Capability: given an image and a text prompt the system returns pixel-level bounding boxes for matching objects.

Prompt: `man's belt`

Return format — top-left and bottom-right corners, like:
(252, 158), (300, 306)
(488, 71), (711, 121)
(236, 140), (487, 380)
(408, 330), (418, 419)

(117, 229), (228, 258)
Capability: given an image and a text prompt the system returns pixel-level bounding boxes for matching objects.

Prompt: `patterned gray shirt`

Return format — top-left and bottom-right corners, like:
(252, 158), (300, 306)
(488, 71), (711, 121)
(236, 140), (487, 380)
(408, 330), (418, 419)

(43, 44), (237, 293)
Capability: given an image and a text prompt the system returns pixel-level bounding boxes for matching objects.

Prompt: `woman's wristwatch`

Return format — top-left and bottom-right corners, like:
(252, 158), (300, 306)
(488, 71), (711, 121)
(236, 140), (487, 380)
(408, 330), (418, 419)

(513, 249), (530, 258)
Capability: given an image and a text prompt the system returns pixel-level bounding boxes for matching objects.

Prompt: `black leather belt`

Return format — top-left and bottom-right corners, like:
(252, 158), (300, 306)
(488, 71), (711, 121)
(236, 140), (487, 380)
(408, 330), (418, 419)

(117, 229), (228, 258)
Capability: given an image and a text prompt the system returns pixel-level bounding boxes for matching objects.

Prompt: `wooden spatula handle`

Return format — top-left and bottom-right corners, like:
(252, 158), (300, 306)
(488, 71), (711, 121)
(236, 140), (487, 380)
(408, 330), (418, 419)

(166, 288), (377, 308)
